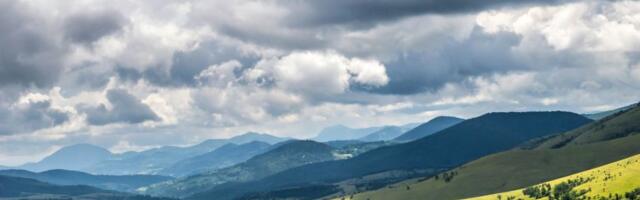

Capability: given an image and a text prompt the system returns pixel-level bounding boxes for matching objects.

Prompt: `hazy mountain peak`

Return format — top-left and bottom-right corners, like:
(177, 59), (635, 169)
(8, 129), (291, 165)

(393, 116), (464, 142)
(313, 125), (383, 142)
(20, 143), (112, 172)
(583, 103), (637, 120)
(228, 132), (287, 144)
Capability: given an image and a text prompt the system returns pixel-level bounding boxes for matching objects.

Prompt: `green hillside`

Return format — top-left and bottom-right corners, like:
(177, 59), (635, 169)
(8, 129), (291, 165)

(531, 103), (640, 149)
(143, 140), (335, 198)
(341, 134), (640, 200)
(341, 105), (640, 200)
(470, 153), (640, 200)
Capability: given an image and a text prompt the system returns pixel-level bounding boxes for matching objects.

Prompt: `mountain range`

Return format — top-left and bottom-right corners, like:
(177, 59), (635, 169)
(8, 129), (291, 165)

(3, 104), (638, 200)
(14, 132), (288, 176)
(143, 140), (337, 197)
(186, 111), (592, 200)
(158, 141), (272, 177)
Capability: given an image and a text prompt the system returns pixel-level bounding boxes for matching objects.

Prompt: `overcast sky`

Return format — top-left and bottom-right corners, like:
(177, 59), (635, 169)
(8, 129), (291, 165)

(1, 0), (640, 166)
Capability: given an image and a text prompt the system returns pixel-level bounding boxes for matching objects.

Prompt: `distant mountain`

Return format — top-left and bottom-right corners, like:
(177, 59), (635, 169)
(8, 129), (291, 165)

(227, 132), (289, 144)
(348, 106), (640, 200)
(0, 169), (172, 192)
(159, 141), (272, 177)
(324, 140), (364, 148)
(86, 140), (228, 175)
(187, 111), (591, 200)
(333, 141), (398, 159)
(144, 140), (336, 198)
(86, 132), (287, 175)
(358, 126), (403, 142)
(20, 144), (113, 172)
(313, 125), (383, 142)
(393, 116), (464, 142)
(358, 123), (421, 142)
(583, 103), (636, 120)
(0, 175), (108, 197)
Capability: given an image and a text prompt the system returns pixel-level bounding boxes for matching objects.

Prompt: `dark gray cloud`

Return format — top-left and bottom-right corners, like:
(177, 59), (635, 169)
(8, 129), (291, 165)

(80, 89), (159, 125)
(0, 99), (70, 135)
(0, 0), (66, 88)
(357, 26), (522, 94)
(286, 0), (564, 27)
(63, 9), (127, 44)
(132, 41), (259, 87)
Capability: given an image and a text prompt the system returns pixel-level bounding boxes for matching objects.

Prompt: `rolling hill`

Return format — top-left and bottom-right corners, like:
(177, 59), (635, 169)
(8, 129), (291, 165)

(0, 175), (176, 200)
(158, 141), (271, 177)
(142, 140), (337, 198)
(393, 116), (463, 142)
(342, 104), (640, 200)
(470, 153), (640, 200)
(0, 175), (108, 197)
(0, 169), (172, 192)
(187, 111), (591, 200)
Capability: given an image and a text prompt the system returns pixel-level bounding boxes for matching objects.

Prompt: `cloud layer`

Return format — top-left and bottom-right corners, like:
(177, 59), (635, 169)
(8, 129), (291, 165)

(1, 0), (639, 165)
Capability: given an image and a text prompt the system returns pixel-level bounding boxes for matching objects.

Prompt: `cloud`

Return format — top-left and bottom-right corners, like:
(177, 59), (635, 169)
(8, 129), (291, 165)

(63, 9), (127, 45)
(2, 0), (640, 165)
(0, 0), (67, 88)
(248, 51), (389, 100)
(0, 93), (70, 135)
(285, 0), (564, 27)
(79, 89), (160, 125)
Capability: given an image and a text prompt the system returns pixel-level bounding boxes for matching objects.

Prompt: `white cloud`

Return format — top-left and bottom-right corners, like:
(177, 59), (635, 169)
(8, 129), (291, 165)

(249, 51), (389, 100)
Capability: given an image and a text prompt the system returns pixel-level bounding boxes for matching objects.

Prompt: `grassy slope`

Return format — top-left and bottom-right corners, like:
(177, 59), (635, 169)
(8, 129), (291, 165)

(533, 103), (640, 149)
(340, 133), (640, 200)
(470, 153), (640, 200)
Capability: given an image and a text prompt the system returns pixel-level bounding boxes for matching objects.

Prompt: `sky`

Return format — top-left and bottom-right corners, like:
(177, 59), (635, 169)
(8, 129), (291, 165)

(1, 0), (640, 166)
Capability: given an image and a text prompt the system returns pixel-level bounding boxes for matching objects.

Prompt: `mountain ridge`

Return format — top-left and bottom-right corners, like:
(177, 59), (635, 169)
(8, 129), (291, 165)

(188, 111), (591, 200)
(144, 140), (336, 198)
(393, 116), (464, 142)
